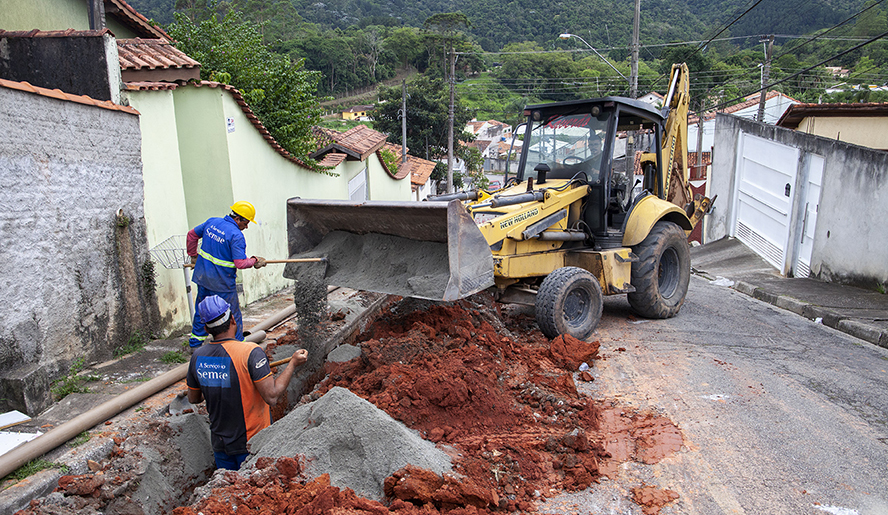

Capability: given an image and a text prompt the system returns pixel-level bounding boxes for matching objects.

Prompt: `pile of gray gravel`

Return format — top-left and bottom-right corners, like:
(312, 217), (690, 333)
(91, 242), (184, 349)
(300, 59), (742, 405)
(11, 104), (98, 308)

(243, 386), (452, 500)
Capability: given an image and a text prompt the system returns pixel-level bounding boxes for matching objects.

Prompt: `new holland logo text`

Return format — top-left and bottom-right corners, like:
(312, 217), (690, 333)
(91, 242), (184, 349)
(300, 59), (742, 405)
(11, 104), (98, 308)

(499, 208), (539, 230)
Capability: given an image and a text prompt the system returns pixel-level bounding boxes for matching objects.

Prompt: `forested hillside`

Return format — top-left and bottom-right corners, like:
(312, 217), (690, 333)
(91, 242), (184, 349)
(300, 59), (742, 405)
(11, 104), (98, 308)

(132, 0), (870, 50)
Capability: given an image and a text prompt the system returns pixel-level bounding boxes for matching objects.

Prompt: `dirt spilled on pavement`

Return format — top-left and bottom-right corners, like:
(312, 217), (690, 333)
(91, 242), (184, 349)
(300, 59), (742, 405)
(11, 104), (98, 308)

(17, 293), (683, 515)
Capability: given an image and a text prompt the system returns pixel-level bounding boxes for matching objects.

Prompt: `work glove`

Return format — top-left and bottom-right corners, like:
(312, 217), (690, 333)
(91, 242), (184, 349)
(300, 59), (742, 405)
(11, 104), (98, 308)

(253, 256), (267, 269)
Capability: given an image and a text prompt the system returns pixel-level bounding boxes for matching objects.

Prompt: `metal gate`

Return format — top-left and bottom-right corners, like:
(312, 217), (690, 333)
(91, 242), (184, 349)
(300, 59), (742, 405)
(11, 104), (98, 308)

(731, 133), (799, 271)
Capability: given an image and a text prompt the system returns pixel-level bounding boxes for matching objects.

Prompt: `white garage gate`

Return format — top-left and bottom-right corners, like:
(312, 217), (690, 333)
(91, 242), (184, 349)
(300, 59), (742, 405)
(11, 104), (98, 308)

(731, 133), (799, 271)
(730, 132), (823, 277)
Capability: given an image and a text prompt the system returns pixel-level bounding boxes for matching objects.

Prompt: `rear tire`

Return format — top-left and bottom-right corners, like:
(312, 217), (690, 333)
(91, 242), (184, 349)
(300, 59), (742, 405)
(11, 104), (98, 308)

(628, 221), (691, 319)
(535, 267), (603, 340)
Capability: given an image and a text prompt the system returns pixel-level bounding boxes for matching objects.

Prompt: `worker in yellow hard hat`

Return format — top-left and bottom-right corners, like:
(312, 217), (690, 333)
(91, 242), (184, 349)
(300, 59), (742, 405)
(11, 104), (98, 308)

(185, 201), (267, 350)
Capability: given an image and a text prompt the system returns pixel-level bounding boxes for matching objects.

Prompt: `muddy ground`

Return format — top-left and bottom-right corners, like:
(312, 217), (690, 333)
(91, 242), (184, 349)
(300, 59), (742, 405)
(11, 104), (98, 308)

(13, 292), (684, 515)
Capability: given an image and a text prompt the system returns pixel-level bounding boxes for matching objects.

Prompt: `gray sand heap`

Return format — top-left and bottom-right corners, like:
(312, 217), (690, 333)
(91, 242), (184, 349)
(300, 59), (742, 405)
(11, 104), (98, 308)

(243, 386), (452, 500)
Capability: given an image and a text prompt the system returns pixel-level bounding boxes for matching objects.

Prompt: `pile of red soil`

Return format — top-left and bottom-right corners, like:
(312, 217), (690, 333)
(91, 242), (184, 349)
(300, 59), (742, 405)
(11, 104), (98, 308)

(20, 293), (682, 515)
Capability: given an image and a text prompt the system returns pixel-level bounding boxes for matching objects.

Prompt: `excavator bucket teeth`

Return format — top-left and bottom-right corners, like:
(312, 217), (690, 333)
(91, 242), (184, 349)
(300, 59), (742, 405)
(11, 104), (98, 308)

(284, 198), (494, 301)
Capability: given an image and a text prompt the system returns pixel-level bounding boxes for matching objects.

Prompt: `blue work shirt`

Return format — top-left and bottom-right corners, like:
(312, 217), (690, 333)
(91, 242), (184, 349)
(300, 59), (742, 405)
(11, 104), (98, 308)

(192, 215), (248, 292)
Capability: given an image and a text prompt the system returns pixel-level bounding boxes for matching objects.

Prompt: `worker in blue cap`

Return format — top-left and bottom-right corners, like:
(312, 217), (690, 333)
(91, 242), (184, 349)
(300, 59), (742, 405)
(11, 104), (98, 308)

(185, 295), (308, 470)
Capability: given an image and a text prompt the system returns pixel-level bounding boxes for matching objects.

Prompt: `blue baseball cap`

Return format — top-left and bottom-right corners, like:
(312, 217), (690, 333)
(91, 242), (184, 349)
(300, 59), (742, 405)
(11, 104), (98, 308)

(199, 295), (231, 327)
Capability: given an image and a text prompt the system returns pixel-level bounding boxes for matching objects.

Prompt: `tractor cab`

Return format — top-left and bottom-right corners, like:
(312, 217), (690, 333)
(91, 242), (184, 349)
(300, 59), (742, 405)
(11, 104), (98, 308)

(514, 97), (666, 248)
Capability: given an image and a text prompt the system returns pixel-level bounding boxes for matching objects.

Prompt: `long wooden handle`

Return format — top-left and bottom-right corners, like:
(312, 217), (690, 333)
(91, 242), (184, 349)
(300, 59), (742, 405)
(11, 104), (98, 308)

(270, 357), (291, 367)
(265, 258), (326, 264)
(184, 257), (325, 268)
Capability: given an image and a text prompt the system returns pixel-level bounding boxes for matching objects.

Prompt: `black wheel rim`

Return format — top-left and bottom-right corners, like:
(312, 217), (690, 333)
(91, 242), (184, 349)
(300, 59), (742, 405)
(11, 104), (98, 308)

(563, 286), (591, 327)
(658, 247), (680, 298)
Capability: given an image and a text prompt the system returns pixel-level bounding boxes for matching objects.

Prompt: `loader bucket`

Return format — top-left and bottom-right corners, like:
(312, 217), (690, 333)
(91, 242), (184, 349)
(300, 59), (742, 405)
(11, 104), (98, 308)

(284, 198), (495, 301)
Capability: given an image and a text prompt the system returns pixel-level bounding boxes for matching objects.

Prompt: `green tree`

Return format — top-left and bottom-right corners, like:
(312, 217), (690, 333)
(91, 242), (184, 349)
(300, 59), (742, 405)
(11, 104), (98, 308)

(386, 27), (424, 69)
(168, 11), (325, 169)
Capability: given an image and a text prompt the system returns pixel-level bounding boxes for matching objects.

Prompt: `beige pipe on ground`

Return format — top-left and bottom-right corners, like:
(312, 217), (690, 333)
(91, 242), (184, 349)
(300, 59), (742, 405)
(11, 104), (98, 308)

(0, 302), (300, 480)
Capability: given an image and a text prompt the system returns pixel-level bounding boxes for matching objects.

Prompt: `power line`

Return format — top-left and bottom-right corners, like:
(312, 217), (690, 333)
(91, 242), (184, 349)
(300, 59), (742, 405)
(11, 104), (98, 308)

(773, 0), (887, 59)
(706, 28), (888, 111)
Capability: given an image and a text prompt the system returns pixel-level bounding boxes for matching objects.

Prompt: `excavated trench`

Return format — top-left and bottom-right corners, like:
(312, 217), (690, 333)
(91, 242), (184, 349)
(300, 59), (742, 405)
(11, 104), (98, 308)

(15, 289), (684, 515)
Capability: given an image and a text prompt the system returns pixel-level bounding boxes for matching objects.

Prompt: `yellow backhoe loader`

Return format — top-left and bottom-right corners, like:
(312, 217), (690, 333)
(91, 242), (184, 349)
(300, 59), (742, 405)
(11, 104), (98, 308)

(284, 64), (712, 339)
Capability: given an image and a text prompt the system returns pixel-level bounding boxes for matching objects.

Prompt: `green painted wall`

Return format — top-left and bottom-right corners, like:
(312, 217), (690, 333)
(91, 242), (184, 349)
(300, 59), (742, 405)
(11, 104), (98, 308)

(128, 84), (412, 332)
(0, 0), (85, 30)
(173, 87), (234, 229)
(126, 88), (192, 335)
(367, 155), (412, 200)
(0, 0), (138, 37)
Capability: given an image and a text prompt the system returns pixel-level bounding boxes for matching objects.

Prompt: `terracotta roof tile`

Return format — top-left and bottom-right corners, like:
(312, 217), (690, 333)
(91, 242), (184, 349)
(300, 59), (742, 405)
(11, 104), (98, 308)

(0, 77), (139, 115)
(117, 38), (200, 71)
(336, 125), (388, 159)
(118, 38), (200, 82)
(468, 140), (492, 152)
(105, 0), (170, 40)
(0, 28), (114, 38)
(405, 157), (436, 186)
(311, 126), (338, 151)
(125, 81), (179, 91)
(467, 121), (485, 133)
(318, 153), (347, 167)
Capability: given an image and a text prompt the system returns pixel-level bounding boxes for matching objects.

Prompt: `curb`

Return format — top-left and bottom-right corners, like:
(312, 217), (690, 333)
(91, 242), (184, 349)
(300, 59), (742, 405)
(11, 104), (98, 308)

(731, 280), (888, 350)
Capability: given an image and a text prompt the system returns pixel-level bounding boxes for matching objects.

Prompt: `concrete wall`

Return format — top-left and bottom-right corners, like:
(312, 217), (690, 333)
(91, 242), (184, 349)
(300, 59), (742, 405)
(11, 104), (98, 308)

(127, 85), (411, 336)
(0, 86), (156, 415)
(709, 113), (888, 289)
(0, 32), (122, 103)
(0, 0), (139, 38)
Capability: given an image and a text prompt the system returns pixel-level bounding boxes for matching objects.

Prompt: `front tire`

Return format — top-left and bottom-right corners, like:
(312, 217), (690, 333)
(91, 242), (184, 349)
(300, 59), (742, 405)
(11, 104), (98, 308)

(535, 267), (603, 340)
(628, 221), (691, 319)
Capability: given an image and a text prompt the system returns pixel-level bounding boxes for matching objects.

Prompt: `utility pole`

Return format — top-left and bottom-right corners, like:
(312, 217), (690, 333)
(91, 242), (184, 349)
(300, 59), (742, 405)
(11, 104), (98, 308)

(757, 34), (774, 123)
(630, 0), (640, 99)
(696, 106), (705, 179)
(447, 44), (455, 193)
(401, 80), (407, 163)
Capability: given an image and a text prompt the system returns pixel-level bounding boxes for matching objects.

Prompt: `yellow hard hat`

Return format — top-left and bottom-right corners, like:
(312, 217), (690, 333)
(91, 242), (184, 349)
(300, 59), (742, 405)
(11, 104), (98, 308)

(230, 201), (257, 223)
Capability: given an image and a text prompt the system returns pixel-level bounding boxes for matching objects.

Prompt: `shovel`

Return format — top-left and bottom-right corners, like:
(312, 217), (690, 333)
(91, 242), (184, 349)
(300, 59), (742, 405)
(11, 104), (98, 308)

(169, 394), (195, 416)
(185, 257), (327, 269)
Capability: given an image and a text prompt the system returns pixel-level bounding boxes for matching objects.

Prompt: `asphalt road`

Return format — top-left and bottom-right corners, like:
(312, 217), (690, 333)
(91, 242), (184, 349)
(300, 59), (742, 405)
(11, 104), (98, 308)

(539, 274), (888, 515)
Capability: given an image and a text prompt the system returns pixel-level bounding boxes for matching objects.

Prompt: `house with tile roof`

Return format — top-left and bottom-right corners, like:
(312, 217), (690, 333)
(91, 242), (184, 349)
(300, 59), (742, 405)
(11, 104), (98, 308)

(464, 119), (514, 173)
(688, 90), (800, 154)
(638, 91), (664, 108)
(0, 1), (413, 352)
(341, 104), (374, 121)
(776, 102), (888, 151)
